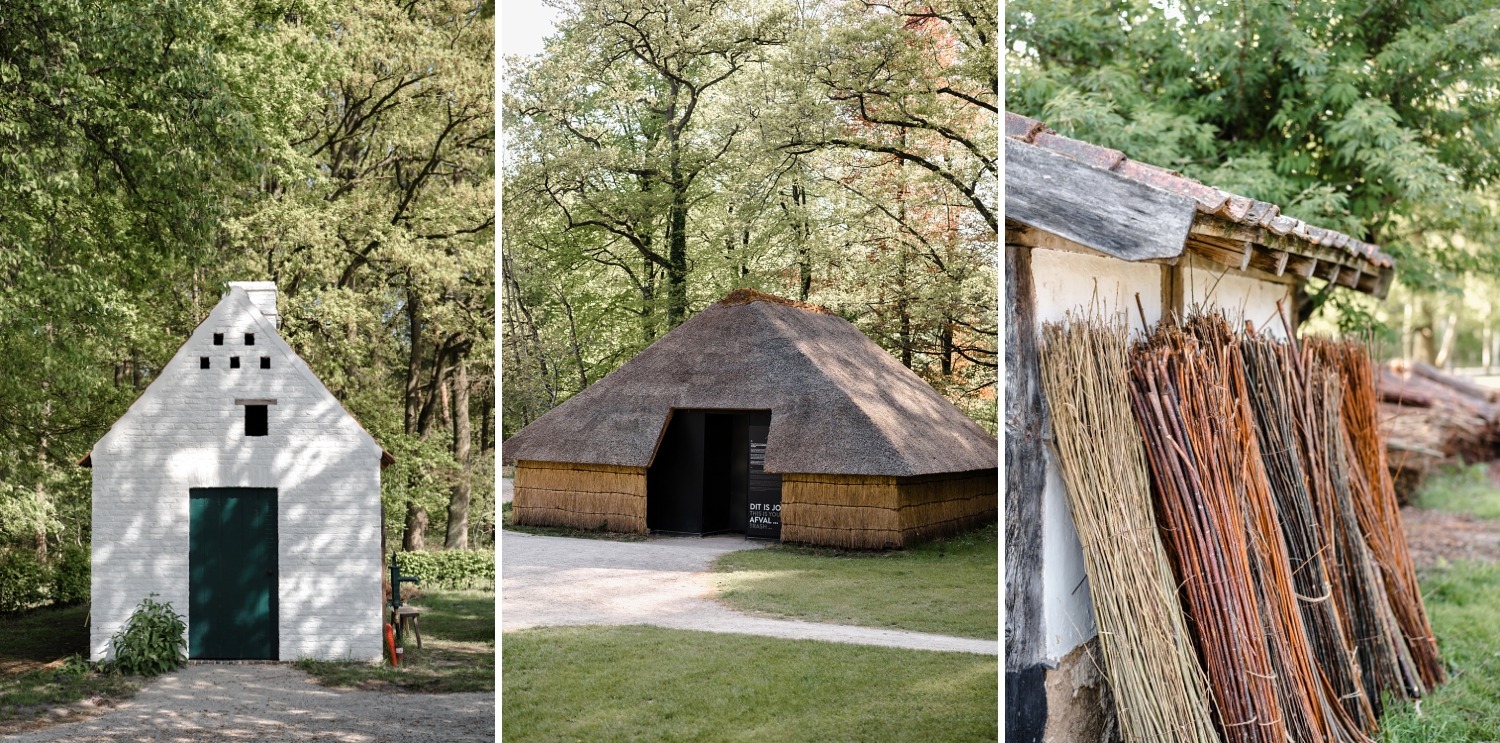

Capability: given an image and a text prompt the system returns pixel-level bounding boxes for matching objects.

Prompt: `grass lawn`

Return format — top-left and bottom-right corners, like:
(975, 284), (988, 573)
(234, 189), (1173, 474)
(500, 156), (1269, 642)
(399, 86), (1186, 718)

(711, 524), (997, 639)
(1412, 463), (1500, 519)
(502, 624), (997, 743)
(1378, 464), (1500, 740)
(501, 501), (648, 542)
(1378, 561), (1500, 741)
(0, 603), (140, 734)
(297, 588), (495, 693)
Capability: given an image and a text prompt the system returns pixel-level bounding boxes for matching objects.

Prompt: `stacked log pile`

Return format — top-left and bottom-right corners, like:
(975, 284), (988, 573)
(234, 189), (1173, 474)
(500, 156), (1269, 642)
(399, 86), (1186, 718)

(1375, 361), (1500, 500)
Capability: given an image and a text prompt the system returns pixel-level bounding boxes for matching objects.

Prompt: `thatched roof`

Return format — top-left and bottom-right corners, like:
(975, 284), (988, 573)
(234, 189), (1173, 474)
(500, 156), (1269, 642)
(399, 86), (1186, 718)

(502, 290), (997, 477)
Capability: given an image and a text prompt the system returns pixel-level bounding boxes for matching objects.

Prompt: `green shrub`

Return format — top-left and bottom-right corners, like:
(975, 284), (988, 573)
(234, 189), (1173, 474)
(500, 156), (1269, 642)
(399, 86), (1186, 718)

(110, 594), (186, 677)
(0, 548), (49, 613)
(51, 544), (90, 606)
(396, 549), (494, 590)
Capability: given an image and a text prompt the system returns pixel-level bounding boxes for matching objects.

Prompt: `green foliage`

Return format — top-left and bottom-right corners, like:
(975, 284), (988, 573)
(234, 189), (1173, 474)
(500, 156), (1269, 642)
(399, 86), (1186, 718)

(396, 550), (495, 590)
(0, 549), (48, 614)
(50, 544), (90, 607)
(0, 0), (495, 558)
(1008, 0), (1500, 303)
(108, 594), (186, 677)
(504, 0), (997, 437)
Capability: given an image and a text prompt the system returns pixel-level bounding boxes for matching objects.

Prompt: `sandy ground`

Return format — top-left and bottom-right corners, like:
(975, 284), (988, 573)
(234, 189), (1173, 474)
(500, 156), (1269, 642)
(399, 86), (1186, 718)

(1402, 506), (1500, 567)
(500, 530), (998, 655)
(3, 664), (493, 743)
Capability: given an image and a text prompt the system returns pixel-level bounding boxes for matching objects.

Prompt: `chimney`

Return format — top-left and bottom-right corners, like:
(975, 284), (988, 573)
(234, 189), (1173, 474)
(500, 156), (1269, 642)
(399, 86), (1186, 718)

(228, 281), (279, 328)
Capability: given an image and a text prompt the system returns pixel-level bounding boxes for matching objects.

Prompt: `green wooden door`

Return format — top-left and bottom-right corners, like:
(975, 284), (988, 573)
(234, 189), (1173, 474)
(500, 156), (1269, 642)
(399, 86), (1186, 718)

(189, 488), (277, 659)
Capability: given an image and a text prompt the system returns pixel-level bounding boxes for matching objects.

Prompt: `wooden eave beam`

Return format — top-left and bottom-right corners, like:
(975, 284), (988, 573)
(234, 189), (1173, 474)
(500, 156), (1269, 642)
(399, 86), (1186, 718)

(1005, 137), (1195, 262)
(1190, 212), (1394, 296)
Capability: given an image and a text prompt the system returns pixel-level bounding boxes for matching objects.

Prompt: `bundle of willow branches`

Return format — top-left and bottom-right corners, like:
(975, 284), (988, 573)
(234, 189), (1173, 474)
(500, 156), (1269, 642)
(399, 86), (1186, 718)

(1240, 335), (1376, 736)
(1182, 316), (1359, 743)
(1305, 361), (1421, 711)
(1039, 312), (1220, 743)
(1307, 338), (1446, 692)
(1128, 319), (1287, 743)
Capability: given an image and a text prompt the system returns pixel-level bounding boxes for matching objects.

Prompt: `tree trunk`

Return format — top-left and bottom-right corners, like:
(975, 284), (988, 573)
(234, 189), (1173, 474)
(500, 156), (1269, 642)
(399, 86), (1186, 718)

(940, 318), (954, 375)
(404, 289), (424, 433)
(445, 358), (472, 550)
(1412, 300), (1435, 364)
(641, 253), (657, 345)
(1435, 311), (1459, 369)
(1483, 321), (1492, 375)
(403, 503), (428, 551)
(666, 178), (689, 328)
(794, 181), (812, 300)
(556, 287), (587, 391)
(1402, 300), (1414, 360)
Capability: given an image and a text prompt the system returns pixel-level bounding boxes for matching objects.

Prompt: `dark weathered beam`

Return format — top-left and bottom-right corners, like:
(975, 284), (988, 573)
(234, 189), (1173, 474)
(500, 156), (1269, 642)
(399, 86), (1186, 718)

(1005, 243), (1046, 673)
(1337, 266), (1363, 289)
(1287, 254), (1318, 278)
(1005, 138), (1194, 262)
(1185, 234), (1252, 272)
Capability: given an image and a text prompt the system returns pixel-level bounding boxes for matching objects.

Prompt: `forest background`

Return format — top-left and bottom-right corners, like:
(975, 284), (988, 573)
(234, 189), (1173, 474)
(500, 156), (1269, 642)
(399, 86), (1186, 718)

(501, 0), (999, 439)
(0, 0), (496, 583)
(1007, 0), (1500, 369)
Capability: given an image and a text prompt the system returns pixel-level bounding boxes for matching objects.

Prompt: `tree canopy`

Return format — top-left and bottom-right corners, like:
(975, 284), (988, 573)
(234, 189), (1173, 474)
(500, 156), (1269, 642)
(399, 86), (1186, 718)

(1007, 0), (1500, 326)
(0, 0), (495, 568)
(502, 0), (998, 438)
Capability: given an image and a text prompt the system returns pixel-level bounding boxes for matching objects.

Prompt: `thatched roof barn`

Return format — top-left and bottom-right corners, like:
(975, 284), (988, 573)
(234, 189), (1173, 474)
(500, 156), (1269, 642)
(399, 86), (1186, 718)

(1004, 112), (1398, 742)
(503, 289), (997, 549)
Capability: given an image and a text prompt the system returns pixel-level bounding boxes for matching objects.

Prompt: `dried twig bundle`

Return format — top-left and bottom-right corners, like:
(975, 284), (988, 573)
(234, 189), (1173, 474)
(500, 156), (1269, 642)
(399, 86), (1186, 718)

(1240, 335), (1375, 738)
(1039, 310), (1220, 743)
(1307, 339), (1446, 691)
(1129, 319), (1287, 743)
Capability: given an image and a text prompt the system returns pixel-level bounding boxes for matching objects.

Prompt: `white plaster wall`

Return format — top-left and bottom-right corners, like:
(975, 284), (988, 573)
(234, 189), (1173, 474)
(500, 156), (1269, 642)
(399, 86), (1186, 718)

(1031, 248), (1164, 662)
(90, 289), (384, 662)
(1182, 260), (1294, 339)
(1032, 248), (1165, 339)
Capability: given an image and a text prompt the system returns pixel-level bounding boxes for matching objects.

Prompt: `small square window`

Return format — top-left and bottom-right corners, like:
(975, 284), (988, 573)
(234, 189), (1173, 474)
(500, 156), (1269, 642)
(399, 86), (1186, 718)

(245, 333), (255, 346)
(260, 356), (271, 369)
(213, 333), (224, 346)
(230, 357), (241, 369)
(245, 405), (268, 436)
(200, 357), (210, 369)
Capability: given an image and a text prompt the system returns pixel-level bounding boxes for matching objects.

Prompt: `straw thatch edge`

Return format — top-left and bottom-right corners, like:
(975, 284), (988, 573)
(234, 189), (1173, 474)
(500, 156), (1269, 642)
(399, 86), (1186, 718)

(513, 460), (648, 533)
(782, 469), (996, 549)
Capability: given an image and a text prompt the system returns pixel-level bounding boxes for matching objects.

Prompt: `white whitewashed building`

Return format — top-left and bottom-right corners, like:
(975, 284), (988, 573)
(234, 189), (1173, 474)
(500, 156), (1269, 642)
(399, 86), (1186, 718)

(83, 282), (393, 662)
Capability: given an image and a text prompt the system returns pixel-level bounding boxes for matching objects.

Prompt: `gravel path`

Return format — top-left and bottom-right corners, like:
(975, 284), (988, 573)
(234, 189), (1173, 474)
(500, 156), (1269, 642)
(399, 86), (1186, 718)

(1403, 505), (1500, 567)
(4, 664), (493, 743)
(501, 530), (998, 655)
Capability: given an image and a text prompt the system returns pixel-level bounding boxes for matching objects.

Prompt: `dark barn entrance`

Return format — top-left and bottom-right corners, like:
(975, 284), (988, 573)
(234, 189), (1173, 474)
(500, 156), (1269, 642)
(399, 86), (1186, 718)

(648, 410), (780, 539)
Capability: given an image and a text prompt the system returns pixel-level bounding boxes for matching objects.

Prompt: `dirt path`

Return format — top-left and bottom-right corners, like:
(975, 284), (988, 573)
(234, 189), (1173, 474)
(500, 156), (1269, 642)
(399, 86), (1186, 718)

(1402, 506), (1500, 567)
(3, 664), (493, 742)
(500, 531), (998, 655)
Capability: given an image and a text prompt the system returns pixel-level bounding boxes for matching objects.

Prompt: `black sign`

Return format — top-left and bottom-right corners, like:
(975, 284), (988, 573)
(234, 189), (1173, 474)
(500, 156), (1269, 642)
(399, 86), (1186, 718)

(746, 432), (781, 539)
